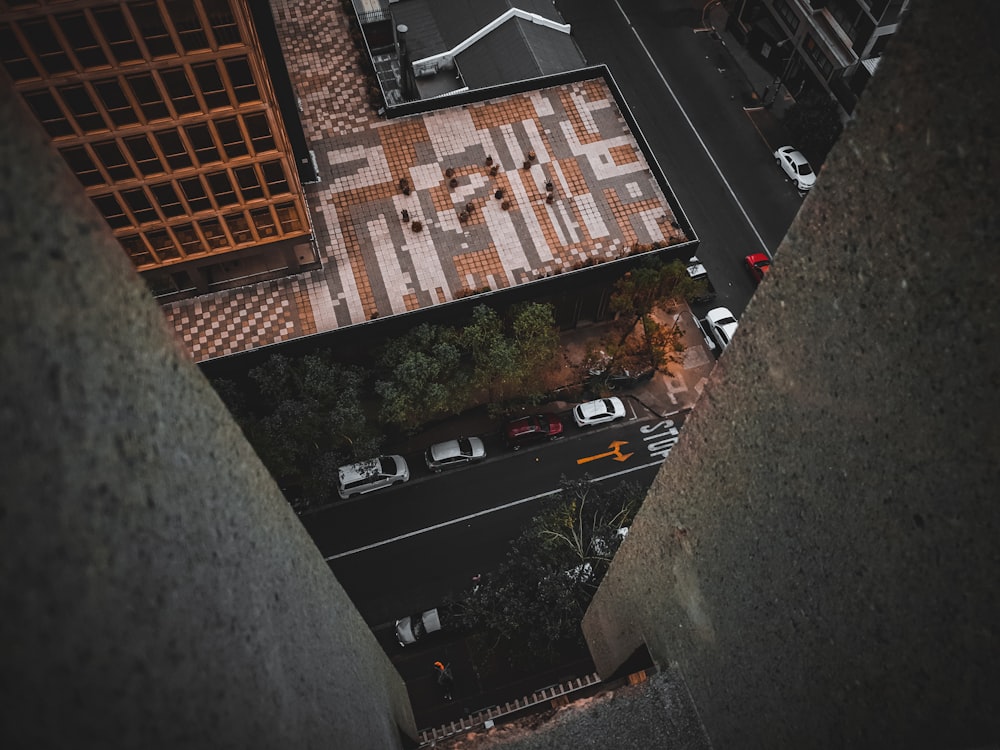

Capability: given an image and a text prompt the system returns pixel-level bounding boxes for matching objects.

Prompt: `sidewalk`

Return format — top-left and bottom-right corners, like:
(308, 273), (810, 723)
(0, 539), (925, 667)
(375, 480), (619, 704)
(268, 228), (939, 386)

(703, 3), (796, 152)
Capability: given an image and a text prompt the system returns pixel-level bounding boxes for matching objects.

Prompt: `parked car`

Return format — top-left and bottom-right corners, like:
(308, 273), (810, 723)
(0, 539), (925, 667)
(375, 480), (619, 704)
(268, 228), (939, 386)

(774, 146), (816, 192)
(573, 397), (627, 427)
(704, 307), (739, 353)
(685, 255), (717, 302)
(744, 252), (772, 283)
(336, 455), (409, 499)
(504, 413), (563, 450)
(395, 608), (442, 646)
(425, 437), (486, 472)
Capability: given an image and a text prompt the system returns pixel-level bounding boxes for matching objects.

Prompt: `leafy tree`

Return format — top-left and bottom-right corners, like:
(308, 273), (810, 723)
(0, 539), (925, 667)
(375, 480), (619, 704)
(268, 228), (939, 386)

(461, 303), (560, 411)
(374, 322), (467, 431)
(783, 88), (844, 164)
(230, 352), (380, 508)
(453, 477), (643, 664)
(604, 259), (702, 376)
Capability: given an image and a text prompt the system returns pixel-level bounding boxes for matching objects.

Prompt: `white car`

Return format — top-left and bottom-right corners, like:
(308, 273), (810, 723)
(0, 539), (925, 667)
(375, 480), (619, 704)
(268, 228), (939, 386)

(425, 437), (486, 472)
(395, 608), (442, 646)
(336, 455), (409, 499)
(704, 307), (738, 353)
(573, 397), (627, 427)
(774, 146), (816, 192)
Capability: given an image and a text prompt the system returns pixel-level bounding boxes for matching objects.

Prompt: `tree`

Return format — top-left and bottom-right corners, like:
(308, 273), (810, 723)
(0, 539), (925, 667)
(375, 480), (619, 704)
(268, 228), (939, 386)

(233, 352), (380, 509)
(783, 88), (844, 164)
(604, 259), (703, 377)
(453, 477), (643, 664)
(461, 303), (560, 411)
(374, 322), (467, 431)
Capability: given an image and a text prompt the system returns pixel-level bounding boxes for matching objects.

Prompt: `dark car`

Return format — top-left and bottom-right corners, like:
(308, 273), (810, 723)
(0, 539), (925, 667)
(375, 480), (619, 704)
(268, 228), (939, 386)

(504, 413), (564, 450)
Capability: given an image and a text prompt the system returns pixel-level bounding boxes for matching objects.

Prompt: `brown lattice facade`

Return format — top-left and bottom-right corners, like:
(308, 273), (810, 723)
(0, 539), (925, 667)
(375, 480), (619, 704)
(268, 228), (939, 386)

(0, 0), (316, 299)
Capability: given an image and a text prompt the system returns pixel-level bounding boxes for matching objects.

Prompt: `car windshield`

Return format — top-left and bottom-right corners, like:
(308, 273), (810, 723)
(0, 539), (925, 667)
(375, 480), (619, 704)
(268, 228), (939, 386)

(411, 615), (426, 640)
(378, 456), (397, 475)
(457, 437), (472, 456)
(798, 163), (813, 176)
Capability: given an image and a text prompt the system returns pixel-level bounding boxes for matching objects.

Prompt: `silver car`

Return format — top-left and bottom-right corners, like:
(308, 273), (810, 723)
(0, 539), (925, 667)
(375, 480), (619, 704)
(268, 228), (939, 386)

(425, 437), (486, 472)
(395, 608), (442, 646)
(337, 455), (409, 499)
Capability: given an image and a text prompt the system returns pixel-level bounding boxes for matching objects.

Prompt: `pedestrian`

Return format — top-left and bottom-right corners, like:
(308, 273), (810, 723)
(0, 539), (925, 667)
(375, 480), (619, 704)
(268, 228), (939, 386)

(433, 660), (454, 701)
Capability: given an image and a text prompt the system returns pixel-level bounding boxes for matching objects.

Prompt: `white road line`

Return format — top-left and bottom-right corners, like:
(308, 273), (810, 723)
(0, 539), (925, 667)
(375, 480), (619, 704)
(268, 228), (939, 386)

(323, 459), (666, 560)
(611, 0), (770, 256)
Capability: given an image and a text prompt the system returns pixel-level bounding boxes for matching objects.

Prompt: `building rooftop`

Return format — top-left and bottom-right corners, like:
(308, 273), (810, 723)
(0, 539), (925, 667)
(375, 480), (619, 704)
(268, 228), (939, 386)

(162, 0), (692, 362)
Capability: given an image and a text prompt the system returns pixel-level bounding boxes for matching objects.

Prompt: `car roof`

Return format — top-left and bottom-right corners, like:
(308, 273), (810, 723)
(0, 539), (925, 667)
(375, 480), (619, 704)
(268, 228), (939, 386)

(577, 398), (621, 417)
(429, 437), (483, 460)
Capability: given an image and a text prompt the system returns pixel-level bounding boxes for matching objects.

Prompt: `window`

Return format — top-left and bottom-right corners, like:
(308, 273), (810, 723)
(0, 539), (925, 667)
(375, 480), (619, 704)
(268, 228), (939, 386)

(146, 229), (180, 260)
(185, 123), (221, 165)
(160, 68), (200, 115)
(165, 0), (209, 52)
(151, 182), (185, 218)
(20, 18), (73, 75)
(214, 118), (248, 159)
(774, 0), (800, 32)
(275, 202), (302, 233)
(198, 217), (229, 248)
(203, 0), (242, 46)
(0, 23), (40, 81)
(207, 171), (238, 207)
(58, 85), (106, 132)
(804, 34), (834, 77)
(234, 165), (263, 201)
(93, 6), (142, 64)
(23, 90), (73, 138)
(93, 141), (134, 181)
(125, 135), (165, 177)
(180, 176), (212, 212)
(121, 234), (154, 267)
(251, 206), (277, 238)
(93, 194), (131, 229)
(224, 57), (259, 103)
(244, 113), (275, 153)
(94, 79), (140, 127)
(127, 73), (170, 122)
(193, 62), (229, 109)
(224, 211), (252, 243)
(61, 146), (105, 187)
(154, 129), (193, 169)
(262, 161), (289, 196)
(130, 1), (177, 58)
(172, 223), (205, 256)
(122, 188), (159, 223)
(57, 13), (108, 69)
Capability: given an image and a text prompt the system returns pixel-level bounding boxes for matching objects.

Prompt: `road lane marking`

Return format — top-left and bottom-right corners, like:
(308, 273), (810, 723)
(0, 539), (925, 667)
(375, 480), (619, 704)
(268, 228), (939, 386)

(323, 459), (666, 560)
(610, 0), (770, 256)
(577, 440), (634, 465)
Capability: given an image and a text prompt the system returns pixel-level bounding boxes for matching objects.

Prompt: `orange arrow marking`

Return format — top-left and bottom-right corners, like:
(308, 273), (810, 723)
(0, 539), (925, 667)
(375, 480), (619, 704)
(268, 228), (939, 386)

(577, 440), (633, 465)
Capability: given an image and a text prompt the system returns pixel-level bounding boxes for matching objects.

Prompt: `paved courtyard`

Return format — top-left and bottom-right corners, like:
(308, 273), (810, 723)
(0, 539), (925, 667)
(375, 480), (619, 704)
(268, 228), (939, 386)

(163, 0), (689, 362)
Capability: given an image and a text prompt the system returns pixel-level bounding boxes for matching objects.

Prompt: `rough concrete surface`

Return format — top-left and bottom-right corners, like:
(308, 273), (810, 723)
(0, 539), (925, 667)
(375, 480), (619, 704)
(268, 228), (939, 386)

(439, 669), (711, 750)
(0, 80), (414, 748)
(584, 1), (1000, 748)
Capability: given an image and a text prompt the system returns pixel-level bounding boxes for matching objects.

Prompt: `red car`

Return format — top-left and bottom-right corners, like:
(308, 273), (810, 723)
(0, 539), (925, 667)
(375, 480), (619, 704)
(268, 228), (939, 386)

(744, 252), (772, 283)
(504, 413), (564, 450)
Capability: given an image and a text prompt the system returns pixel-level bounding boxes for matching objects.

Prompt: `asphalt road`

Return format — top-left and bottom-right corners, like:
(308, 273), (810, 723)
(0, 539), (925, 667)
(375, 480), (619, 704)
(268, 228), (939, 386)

(555, 0), (803, 317)
(301, 408), (684, 627)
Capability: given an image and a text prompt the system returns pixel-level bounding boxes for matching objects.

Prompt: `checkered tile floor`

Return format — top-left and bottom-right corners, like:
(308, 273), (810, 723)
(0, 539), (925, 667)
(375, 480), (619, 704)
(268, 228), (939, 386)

(163, 0), (687, 362)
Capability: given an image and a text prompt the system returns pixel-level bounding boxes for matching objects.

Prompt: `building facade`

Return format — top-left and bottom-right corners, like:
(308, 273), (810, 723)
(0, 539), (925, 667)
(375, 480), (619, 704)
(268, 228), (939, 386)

(733, 0), (910, 115)
(0, 0), (317, 300)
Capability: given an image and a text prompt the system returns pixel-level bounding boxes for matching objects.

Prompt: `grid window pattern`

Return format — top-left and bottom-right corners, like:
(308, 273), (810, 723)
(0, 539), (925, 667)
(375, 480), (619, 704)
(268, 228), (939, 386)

(804, 34), (834, 77)
(773, 0), (800, 32)
(3, 0), (310, 274)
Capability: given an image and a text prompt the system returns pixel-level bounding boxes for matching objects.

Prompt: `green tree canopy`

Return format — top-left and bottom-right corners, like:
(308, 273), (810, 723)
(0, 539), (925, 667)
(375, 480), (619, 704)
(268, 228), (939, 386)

(374, 322), (467, 431)
(453, 477), (643, 664)
(218, 352), (380, 509)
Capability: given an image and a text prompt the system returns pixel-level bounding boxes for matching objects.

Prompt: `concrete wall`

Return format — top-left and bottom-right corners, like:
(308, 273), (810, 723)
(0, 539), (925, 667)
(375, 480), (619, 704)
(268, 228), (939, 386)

(0, 79), (415, 749)
(583, 2), (1000, 748)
